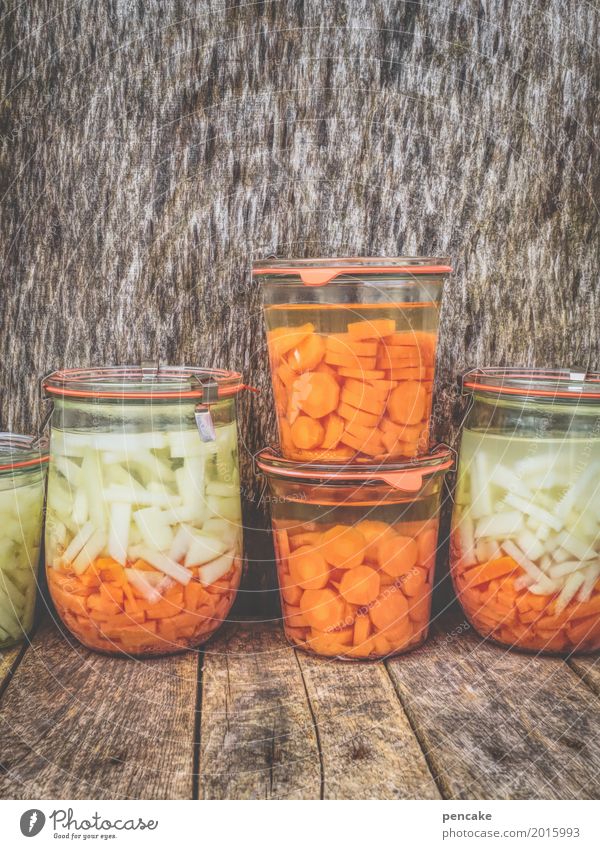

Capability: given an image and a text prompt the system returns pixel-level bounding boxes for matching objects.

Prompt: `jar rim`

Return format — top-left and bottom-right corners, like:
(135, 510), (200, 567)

(463, 367), (600, 402)
(43, 366), (246, 401)
(0, 432), (48, 472)
(256, 445), (453, 492)
(252, 257), (452, 287)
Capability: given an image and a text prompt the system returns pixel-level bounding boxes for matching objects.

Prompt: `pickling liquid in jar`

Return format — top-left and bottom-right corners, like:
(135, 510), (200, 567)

(43, 368), (246, 657)
(451, 429), (600, 653)
(264, 302), (439, 463)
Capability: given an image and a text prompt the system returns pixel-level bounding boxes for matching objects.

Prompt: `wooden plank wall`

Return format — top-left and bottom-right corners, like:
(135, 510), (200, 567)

(1, 1), (599, 610)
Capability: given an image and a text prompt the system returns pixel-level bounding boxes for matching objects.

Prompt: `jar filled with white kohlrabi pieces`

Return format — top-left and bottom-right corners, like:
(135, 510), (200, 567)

(451, 369), (600, 655)
(0, 433), (47, 648)
(43, 367), (247, 657)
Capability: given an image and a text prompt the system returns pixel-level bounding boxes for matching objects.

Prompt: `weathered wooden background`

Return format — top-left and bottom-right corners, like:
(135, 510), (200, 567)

(1, 0), (599, 610)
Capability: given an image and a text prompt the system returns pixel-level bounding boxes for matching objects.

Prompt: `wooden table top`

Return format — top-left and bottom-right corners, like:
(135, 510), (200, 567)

(0, 611), (599, 800)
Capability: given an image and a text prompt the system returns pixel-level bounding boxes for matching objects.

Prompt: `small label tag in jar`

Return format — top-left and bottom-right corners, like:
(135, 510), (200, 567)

(195, 405), (217, 442)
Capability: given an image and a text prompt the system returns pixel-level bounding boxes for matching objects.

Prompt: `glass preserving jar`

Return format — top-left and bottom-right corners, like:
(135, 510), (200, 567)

(255, 258), (451, 464)
(257, 447), (453, 659)
(43, 366), (247, 656)
(0, 433), (47, 648)
(451, 368), (600, 654)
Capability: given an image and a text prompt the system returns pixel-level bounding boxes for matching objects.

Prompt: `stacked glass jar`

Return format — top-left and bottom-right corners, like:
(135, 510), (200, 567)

(255, 258), (453, 659)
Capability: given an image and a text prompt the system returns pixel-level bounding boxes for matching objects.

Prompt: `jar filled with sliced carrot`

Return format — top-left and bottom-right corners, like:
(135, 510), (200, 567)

(255, 258), (451, 463)
(451, 368), (600, 655)
(257, 447), (453, 659)
(43, 366), (248, 656)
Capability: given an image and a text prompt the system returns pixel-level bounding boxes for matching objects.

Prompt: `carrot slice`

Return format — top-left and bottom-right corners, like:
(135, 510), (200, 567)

(356, 521), (396, 561)
(306, 627), (354, 656)
(321, 525), (366, 569)
(339, 429), (385, 456)
(337, 402), (381, 428)
(276, 360), (297, 389)
(299, 588), (347, 630)
(340, 386), (386, 416)
(289, 545), (330, 590)
(288, 333), (326, 372)
(339, 565), (380, 605)
(370, 586), (409, 630)
(353, 613), (372, 646)
(268, 324), (315, 359)
(377, 535), (418, 577)
(290, 415), (324, 449)
(387, 381), (427, 425)
(347, 318), (396, 340)
(337, 368), (385, 380)
(324, 350), (377, 370)
(279, 572), (303, 606)
(399, 566), (427, 597)
(343, 377), (389, 406)
(462, 556), (520, 588)
(293, 371), (340, 418)
(326, 334), (379, 357)
(385, 366), (427, 381)
(285, 446), (355, 462)
(322, 412), (345, 449)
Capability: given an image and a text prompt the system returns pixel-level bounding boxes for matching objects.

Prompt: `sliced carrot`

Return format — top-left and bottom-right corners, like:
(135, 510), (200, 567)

(370, 587), (409, 631)
(288, 333), (326, 372)
(356, 520), (396, 561)
(339, 429), (385, 457)
(344, 378), (388, 406)
(184, 580), (210, 610)
(344, 418), (380, 442)
(339, 565), (380, 605)
(276, 360), (297, 389)
(283, 605), (310, 628)
(279, 572), (303, 606)
(399, 566), (427, 597)
(338, 367), (386, 380)
(462, 556), (520, 588)
(340, 387), (386, 416)
(289, 530), (323, 549)
(380, 418), (423, 440)
(385, 366), (427, 381)
(289, 545), (330, 590)
(337, 402), (381, 428)
(268, 324), (315, 359)
(417, 527), (438, 570)
(49, 584), (89, 617)
(306, 627), (353, 656)
(299, 588), (346, 630)
(377, 535), (418, 577)
(99, 583), (124, 607)
(353, 613), (372, 646)
(347, 318), (396, 340)
(407, 583), (431, 622)
(324, 350), (377, 370)
(322, 412), (345, 449)
(325, 334), (379, 357)
(386, 381), (427, 425)
(321, 525), (366, 569)
(290, 415), (325, 449)
(293, 371), (340, 418)
(286, 446), (355, 462)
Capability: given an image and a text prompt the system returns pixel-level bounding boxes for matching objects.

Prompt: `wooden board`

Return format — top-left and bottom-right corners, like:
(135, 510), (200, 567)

(0, 620), (198, 800)
(569, 657), (600, 698)
(387, 620), (600, 800)
(198, 622), (321, 799)
(297, 650), (440, 799)
(1, 1), (599, 612)
(0, 644), (24, 696)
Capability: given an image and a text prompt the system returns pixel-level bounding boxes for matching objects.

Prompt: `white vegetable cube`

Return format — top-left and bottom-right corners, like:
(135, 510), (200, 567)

(133, 507), (174, 551)
(107, 502), (132, 565)
(81, 448), (106, 531)
(185, 533), (228, 568)
(175, 458), (206, 522)
(475, 511), (523, 540)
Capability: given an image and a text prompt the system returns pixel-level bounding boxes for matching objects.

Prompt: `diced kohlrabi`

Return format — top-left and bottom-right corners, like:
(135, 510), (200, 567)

(535, 523), (551, 542)
(556, 462), (600, 520)
(175, 458), (206, 523)
(555, 570), (586, 612)
(202, 518), (240, 548)
(515, 527), (545, 562)
(54, 453), (82, 487)
(169, 525), (196, 562)
(161, 504), (200, 525)
(61, 520), (95, 566)
(107, 502), (131, 565)
(555, 529), (596, 562)
(475, 511), (523, 540)
(91, 431), (167, 452)
(72, 489), (89, 526)
(0, 593), (22, 639)
(471, 453), (493, 517)
(490, 464), (531, 499)
(127, 546), (192, 585)
(578, 564), (600, 601)
(81, 448), (106, 531)
(549, 560), (586, 579)
(475, 539), (501, 564)
(0, 570), (26, 609)
(206, 495), (241, 523)
(198, 551), (235, 586)
(456, 514), (477, 568)
(168, 429), (206, 458)
(550, 547), (570, 564)
(103, 483), (182, 508)
(72, 528), (106, 574)
(205, 481), (240, 498)
(124, 568), (161, 604)
(133, 507), (174, 551)
(184, 533), (228, 568)
(503, 492), (563, 532)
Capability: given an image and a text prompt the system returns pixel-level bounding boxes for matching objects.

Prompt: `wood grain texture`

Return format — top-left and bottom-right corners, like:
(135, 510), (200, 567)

(0, 644), (24, 695)
(387, 619), (600, 800)
(198, 622), (321, 799)
(0, 619), (198, 800)
(1, 1), (599, 606)
(297, 650), (440, 799)
(569, 657), (600, 697)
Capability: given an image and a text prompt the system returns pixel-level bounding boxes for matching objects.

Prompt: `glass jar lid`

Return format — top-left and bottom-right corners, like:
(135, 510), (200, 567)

(0, 432), (49, 473)
(253, 257), (452, 287)
(43, 366), (246, 401)
(256, 446), (454, 492)
(463, 368), (600, 402)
